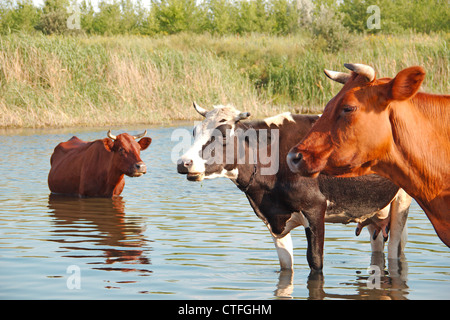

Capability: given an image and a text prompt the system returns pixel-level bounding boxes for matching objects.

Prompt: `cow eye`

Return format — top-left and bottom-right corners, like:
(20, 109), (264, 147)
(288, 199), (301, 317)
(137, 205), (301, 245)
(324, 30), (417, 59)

(342, 105), (357, 113)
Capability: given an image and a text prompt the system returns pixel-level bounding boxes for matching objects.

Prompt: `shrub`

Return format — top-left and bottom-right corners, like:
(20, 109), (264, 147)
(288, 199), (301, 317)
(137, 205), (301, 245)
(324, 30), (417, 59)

(311, 5), (353, 53)
(35, 10), (68, 35)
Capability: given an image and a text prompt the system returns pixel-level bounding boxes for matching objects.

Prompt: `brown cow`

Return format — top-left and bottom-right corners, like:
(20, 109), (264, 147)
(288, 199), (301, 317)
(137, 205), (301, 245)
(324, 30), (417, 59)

(48, 130), (151, 197)
(287, 63), (450, 247)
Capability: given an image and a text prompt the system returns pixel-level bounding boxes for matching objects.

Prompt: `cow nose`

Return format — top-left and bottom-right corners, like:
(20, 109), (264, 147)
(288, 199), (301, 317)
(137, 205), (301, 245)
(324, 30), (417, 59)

(135, 162), (147, 173)
(183, 159), (193, 167)
(177, 158), (191, 174)
(288, 151), (302, 164)
(286, 151), (302, 172)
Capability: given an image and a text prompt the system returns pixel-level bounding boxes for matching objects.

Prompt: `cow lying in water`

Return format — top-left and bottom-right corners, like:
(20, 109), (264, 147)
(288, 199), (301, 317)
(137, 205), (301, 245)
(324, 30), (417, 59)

(177, 103), (411, 272)
(48, 130), (151, 198)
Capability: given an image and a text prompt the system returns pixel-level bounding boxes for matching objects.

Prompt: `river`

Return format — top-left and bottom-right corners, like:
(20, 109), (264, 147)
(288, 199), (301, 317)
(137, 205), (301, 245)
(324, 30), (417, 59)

(0, 125), (448, 299)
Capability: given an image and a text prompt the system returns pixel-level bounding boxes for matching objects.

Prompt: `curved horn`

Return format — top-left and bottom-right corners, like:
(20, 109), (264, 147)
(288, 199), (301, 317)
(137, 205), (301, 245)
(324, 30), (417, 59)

(193, 101), (207, 117)
(344, 63), (375, 82)
(107, 130), (117, 141)
(324, 69), (351, 84)
(133, 130), (147, 140)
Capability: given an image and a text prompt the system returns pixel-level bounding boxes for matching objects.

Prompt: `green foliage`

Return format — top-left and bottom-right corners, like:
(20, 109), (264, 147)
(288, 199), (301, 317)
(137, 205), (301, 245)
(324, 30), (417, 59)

(339, 0), (450, 34)
(0, 0), (40, 34)
(206, 0), (238, 35)
(0, 0), (448, 36)
(151, 0), (203, 34)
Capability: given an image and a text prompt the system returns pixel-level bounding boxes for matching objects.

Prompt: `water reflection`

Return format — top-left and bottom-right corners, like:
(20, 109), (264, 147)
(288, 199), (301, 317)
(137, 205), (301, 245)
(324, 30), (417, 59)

(274, 254), (409, 300)
(47, 194), (152, 274)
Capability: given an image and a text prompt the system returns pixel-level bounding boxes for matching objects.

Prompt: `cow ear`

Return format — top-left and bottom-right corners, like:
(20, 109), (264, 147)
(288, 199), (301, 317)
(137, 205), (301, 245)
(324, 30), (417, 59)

(390, 66), (425, 101)
(103, 138), (114, 152)
(138, 137), (152, 150)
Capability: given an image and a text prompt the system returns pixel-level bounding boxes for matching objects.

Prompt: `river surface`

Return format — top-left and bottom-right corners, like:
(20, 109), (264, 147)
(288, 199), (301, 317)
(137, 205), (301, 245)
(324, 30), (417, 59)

(0, 125), (448, 300)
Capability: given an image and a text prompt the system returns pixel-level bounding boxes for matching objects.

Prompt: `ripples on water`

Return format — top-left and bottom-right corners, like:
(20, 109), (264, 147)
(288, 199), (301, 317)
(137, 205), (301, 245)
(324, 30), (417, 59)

(0, 126), (448, 299)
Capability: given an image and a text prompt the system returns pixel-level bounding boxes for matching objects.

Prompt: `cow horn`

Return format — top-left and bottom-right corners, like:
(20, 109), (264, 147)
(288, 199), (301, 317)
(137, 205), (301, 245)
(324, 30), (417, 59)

(193, 101), (207, 117)
(344, 63), (375, 82)
(324, 69), (351, 84)
(107, 130), (117, 141)
(237, 112), (251, 121)
(133, 130), (147, 139)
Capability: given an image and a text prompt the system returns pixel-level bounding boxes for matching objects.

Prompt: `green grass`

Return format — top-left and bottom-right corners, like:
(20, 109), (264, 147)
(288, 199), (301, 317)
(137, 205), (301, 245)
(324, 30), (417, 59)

(0, 32), (448, 128)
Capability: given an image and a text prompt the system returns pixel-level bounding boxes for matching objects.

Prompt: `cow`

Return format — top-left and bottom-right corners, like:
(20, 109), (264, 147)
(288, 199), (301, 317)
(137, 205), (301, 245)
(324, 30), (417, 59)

(177, 103), (411, 272)
(287, 63), (449, 247)
(48, 130), (151, 198)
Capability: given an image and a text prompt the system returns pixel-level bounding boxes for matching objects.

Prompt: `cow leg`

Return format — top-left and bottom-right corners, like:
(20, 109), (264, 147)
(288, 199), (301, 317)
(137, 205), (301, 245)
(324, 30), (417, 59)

(303, 204), (326, 272)
(387, 190), (411, 259)
(271, 232), (294, 271)
(368, 224), (385, 253)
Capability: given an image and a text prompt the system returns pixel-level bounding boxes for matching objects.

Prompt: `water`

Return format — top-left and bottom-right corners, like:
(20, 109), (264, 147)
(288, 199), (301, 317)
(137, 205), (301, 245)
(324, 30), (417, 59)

(0, 125), (448, 300)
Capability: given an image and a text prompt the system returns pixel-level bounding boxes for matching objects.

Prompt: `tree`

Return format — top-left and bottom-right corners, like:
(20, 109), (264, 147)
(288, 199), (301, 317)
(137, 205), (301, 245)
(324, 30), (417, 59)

(205, 0), (237, 35)
(0, 0), (40, 33)
(269, 0), (299, 35)
(91, 0), (122, 35)
(152, 0), (203, 34)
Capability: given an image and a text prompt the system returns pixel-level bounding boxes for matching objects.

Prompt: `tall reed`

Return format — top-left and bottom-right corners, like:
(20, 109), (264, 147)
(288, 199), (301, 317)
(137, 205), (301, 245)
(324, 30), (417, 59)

(0, 32), (448, 128)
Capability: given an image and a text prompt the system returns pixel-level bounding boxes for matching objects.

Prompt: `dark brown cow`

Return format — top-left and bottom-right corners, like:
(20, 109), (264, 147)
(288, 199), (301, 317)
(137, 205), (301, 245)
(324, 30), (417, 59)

(48, 130), (151, 197)
(177, 103), (411, 272)
(287, 63), (449, 247)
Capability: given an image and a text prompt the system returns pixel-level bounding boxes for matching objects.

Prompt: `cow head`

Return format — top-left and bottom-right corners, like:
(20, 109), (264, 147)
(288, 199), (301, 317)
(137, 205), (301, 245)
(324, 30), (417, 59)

(103, 130), (152, 177)
(287, 63), (425, 177)
(177, 102), (250, 181)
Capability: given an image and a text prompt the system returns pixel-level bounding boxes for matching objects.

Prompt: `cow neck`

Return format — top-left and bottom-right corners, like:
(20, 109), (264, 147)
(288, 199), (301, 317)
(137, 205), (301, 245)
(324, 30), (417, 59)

(104, 151), (125, 196)
(234, 121), (258, 193)
(385, 96), (448, 201)
(107, 172), (125, 196)
(236, 163), (257, 193)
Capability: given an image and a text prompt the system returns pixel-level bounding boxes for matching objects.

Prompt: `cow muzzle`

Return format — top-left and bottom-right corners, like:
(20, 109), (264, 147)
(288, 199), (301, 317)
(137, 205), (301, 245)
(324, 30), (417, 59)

(287, 148), (321, 178)
(177, 158), (205, 181)
(286, 150), (302, 173)
(131, 162), (147, 177)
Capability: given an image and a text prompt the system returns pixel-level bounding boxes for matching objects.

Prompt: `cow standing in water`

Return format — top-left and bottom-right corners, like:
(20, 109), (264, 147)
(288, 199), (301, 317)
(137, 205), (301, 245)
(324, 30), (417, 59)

(48, 130), (151, 198)
(288, 63), (449, 247)
(177, 103), (411, 272)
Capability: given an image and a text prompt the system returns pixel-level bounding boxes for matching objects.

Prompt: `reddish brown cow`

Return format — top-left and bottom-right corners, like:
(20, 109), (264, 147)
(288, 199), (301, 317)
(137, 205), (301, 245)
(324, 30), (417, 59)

(287, 63), (450, 247)
(48, 130), (151, 197)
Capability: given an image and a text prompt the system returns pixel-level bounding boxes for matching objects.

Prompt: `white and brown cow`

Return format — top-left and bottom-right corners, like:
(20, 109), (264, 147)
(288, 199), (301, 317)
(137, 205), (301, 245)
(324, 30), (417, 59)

(177, 103), (411, 272)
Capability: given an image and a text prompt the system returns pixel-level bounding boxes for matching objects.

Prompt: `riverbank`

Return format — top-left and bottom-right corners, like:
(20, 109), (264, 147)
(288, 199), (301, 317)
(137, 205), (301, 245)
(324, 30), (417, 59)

(0, 32), (448, 128)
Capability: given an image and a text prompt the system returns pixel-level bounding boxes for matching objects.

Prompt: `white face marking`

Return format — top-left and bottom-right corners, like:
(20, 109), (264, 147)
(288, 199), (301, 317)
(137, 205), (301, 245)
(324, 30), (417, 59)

(179, 105), (246, 180)
(179, 122), (210, 174)
(263, 112), (294, 127)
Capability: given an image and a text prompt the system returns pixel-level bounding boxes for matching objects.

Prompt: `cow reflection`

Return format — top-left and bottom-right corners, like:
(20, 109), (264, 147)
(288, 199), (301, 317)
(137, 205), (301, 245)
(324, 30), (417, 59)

(275, 255), (409, 300)
(48, 194), (151, 272)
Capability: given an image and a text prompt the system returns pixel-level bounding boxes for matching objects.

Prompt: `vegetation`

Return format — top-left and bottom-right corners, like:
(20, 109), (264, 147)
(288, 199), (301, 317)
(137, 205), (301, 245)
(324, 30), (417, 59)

(0, 0), (448, 128)
(0, 32), (448, 128)
(1, 0), (449, 36)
